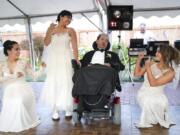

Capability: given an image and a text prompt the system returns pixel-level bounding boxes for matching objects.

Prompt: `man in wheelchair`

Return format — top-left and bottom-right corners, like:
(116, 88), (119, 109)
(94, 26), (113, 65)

(72, 33), (125, 123)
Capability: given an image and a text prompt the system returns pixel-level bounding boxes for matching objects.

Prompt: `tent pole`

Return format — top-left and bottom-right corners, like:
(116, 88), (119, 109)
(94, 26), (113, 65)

(7, 0), (35, 69)
(24, 17), (36, 70)
(81, 13), (103, 32)
(94, 0), (108, 33)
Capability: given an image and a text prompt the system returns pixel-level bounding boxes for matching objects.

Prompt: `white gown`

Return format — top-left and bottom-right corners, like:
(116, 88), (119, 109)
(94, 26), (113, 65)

(0, 60), (40, 132)
(41, 32), (74, 113)
(136, 63), (173, 128)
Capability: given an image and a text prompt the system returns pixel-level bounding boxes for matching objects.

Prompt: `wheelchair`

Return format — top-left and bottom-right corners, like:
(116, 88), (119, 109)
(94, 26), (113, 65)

(71, 61), (121, 125)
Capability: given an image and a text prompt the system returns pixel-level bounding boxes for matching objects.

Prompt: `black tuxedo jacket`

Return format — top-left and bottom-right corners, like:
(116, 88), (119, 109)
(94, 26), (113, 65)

(80, 50), (125, 91)
(80, 50), (125, 72)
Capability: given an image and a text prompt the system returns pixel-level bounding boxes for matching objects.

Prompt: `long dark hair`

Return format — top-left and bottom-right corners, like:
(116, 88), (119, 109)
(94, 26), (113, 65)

(3, 40), (18, 56)
(158, 45), (180, 67)
(56, 10), (72, 22)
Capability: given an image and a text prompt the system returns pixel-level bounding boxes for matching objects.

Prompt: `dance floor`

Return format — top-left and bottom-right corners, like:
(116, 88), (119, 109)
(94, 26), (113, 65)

(0, 82), (180, 135)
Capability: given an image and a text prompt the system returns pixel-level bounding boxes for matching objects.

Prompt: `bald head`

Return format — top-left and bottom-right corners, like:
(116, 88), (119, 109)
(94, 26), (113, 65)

(139, 23), (146, 33)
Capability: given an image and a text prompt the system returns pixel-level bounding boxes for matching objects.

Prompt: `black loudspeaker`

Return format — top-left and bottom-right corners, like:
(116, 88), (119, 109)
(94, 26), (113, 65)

(174, 40), (180, 51)
(107, 5), (133, 30)
(147, 41), (169, 56)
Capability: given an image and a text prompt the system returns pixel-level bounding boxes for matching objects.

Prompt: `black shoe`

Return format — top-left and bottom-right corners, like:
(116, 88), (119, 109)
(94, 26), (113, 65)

(65, 116), (72, 121)
(116, 85), (121, 92)
(52, 117), (60, 121)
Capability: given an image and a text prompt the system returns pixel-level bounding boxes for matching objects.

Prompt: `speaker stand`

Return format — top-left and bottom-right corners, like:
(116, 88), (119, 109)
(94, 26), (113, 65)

(117, 31), (134, 86)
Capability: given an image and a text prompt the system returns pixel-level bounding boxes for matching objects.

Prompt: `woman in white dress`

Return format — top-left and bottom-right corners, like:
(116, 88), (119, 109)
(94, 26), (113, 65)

(134, 45), (180, 128)
(0, 40), (44, 132)
(41, 10), (79, 120)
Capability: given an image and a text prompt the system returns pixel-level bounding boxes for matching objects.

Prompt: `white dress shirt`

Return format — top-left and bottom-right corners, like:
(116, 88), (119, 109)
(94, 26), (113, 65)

(91, 51), (105, 65)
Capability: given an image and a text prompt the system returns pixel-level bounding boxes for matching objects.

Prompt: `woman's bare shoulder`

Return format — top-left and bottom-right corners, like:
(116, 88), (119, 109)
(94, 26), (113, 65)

(67, 27), (75, 33)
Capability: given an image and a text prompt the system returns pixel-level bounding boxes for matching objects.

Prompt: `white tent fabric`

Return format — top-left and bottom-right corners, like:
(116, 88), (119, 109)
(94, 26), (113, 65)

(1, 0), (180, 26)
(0, 0), (98, 26)
(0, 0), (96, 18)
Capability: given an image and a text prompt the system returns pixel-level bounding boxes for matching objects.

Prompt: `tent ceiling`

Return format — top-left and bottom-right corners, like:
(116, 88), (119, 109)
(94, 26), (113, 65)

(0, 0), (99, 26)
(0, 0), (180, 26)
(0, 0), (97, 18)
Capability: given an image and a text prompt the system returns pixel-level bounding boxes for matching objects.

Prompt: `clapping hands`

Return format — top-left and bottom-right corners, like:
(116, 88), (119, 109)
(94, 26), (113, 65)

(145, 57), (153, 69)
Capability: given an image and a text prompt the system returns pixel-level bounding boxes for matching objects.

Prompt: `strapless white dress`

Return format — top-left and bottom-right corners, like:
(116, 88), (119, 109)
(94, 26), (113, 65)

(40, 32), (74, 113)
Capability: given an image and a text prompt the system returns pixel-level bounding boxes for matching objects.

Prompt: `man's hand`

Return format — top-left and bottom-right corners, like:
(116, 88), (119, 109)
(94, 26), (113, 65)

(76, 59), (81, 67)
(104, 63), (111, 67)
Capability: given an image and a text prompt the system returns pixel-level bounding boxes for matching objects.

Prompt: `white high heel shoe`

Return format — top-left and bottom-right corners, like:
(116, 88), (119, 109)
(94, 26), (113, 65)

(52, 110), (60, 121)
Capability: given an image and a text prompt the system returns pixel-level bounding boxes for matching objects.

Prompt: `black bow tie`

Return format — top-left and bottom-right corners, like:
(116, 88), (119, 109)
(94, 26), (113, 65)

(97, 49), (105, 52)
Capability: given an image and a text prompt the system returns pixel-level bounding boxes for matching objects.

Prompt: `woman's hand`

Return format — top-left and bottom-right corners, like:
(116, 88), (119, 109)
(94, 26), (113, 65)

(145, 59), (152, 69)
(44, 23), (56, 46)
(137, 52), (145, 60)
(47, 23), (56, 35)
(41, 62), (46, 68)
(76, 59), (81, 67)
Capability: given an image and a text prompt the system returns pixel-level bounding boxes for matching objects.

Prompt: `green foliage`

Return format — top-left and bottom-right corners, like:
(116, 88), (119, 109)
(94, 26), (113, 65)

(78, 47), (91, 60)
(112, 43), (129, 64)
(33, 36), (44, 62)
(20, 36), (44, 67)
(112, 42), (140, 82)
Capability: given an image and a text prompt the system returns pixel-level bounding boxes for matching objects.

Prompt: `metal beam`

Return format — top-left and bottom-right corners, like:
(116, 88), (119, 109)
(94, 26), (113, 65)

(94, 0), (103, 31)
(80, 13), (103, 32)
(104, 0), (108, 13)
(7, 0), (28, 17)
(0, 16), (26, 20)
(1, 6), (180, 21)
(94, 0), (108, 32)
(24, 18), (36, 70)
(6, 0), (35, 70)
(0, 9), (98, 20)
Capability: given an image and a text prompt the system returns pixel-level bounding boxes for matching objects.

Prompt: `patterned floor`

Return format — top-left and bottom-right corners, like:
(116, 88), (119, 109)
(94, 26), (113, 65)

(0, 82), (179, 135)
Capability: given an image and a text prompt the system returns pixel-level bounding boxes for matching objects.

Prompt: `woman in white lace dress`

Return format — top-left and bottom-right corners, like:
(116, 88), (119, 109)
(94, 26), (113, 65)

(0, 40), (44, 132)
(134, 45), (180, 128)
(41, 10), (79, 120)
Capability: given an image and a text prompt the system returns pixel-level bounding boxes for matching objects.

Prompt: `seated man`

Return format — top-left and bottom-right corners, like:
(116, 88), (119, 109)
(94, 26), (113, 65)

(72, 64), (119, 110)
(80, 33), (125, 90)
(72, 33), (124, 117)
